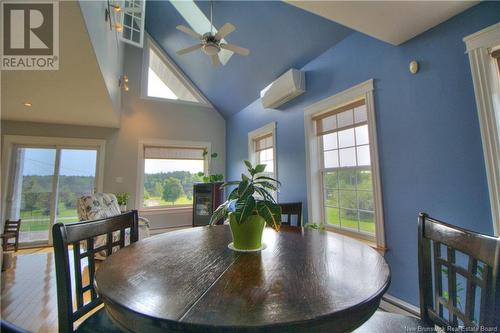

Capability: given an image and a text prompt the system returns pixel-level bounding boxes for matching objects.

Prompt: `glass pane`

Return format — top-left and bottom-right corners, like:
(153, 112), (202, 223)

(338, 128), (355, 148)
(337, 110), (353, 128)
(357, 191), (374, 211)
(339, 147), (356, 167)
(354, 105), (367, 123)
(324, 188), (339, 207)
(323, 150), (339, 168)
(359, 211), (375, 234)
(338, 169), (357, 189)
(323, 171), (338, 189)
(339, 190), (357, 210)
(326, 206), (340, 226)
(357, 145), (371, 166)
(355, 125), (369, 145)
(320, 115), (336, 134)
(340, 208), (359, 231)
(322, 133), (338, 150)
(57, 149), (97, 224)
(14, 148), (56, 244)
(143, 158), (204, 207)
(357, 170), (372, 190)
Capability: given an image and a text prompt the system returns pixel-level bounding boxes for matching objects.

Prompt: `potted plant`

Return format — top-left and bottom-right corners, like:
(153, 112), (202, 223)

(198, 150), (224, 183)
(209, 160), (281, 251)
(115, 192), (130, 212)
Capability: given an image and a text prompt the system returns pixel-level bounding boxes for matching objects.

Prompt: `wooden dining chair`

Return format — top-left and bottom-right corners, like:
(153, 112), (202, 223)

(355, 213), (500, 332)
(52, 210), (139, 333)
(1, 219), (21, 252)
(279, 202), (302, 227)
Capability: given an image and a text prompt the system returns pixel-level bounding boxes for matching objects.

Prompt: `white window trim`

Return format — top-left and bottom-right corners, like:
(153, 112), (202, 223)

(136, 138), (211, 212)
(304, 79), (385, 247)
(1, 135), (106, 244)
(463, 23), (500, 236)
(248, 122), (278, 198)
(140, 34), (213, 108)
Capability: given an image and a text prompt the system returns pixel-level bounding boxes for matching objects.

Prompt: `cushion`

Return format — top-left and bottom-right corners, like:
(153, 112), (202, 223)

(353, 311), (432, 332)
(76, 308), (124, 333)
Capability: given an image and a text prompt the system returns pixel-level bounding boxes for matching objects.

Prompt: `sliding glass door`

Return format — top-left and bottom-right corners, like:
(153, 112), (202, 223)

(6, 145), (99, 246)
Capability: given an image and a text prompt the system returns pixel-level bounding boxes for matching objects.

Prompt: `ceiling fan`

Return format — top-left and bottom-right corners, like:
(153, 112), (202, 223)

(175, 2), (250, 67)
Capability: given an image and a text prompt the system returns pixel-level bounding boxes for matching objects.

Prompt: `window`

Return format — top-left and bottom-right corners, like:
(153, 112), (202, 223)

(140, 144), (207, 209)
(316, 100), (375, 235)
(304, 80), (385, 246)
(1, 136), (105, 246)
(142, 37), (211, 106)
(464, 23), (500, 236)
(248, 122), (277, 179)
(119, 0), (146, 48)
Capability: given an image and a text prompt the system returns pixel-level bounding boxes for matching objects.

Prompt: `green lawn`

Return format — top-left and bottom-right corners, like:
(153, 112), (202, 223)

(19, 205), (80, 232)
(326, 207), (375, 234)
(144, 195), (192, 207)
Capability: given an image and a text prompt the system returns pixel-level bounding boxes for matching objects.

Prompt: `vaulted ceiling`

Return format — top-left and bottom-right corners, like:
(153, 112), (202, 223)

(146, 1), (353, 118)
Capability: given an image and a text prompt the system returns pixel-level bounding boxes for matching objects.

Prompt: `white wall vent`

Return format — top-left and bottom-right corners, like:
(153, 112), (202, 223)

(260, 69), (306, 109)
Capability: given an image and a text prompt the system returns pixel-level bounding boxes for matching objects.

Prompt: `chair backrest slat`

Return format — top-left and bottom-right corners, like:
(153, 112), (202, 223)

(418, 213), (500, 330)
(52, 210), (139, 333)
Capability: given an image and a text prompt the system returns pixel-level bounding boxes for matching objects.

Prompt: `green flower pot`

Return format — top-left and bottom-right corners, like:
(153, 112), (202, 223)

(229, 213), (266, 250)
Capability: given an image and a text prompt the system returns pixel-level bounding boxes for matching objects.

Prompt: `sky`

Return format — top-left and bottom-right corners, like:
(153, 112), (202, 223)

(144, 159), (204, 174)
(21, 148), (97, 176)
(19, 148), (203, 177)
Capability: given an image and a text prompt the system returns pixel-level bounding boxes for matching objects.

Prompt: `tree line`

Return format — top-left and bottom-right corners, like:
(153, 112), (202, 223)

(144, 171), (203, 204)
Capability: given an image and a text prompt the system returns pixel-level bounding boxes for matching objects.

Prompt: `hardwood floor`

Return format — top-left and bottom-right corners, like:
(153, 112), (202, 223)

(1, 249), (60, 333)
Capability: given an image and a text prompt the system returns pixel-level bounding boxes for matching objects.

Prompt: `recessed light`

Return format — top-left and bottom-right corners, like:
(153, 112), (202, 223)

(23, 102), (32, 107)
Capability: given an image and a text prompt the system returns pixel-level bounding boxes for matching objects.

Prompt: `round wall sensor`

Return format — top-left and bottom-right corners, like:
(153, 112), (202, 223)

(409, 60), (419, 74)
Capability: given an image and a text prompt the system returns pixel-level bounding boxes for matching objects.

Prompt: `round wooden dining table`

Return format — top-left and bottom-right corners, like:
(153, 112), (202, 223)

(94, 225), (390, 333)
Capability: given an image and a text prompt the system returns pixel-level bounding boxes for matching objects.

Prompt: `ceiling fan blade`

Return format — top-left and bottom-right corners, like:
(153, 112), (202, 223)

(220, 43), (250, 56)
(176, 25), (202, 40)
(176, 44), (203, 55)
(214, 23), (235, 40)
(210, 54), (222, 67)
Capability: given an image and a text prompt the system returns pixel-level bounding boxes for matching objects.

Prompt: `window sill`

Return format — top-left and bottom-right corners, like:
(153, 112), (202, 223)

(139, 206), (193, 215)
(323, 225), (387, 255)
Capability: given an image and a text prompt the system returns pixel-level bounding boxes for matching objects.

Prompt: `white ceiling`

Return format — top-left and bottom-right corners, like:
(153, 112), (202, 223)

(286, 1), (479, 45)
(1, 1), (120, 127)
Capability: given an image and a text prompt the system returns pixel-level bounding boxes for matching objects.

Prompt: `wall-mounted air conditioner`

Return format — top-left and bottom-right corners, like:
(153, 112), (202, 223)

(260, 69), (306, 109)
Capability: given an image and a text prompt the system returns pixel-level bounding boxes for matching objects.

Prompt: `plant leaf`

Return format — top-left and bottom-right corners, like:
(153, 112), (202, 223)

(254, 164), (266, 174)
(241, 174), (250, 182)
(256, 201), (281, 230)
(255, 175), (281, 185)
(244, 160), (253, 171)
(254, 187), (276, 203)
(211, 153), (218, 158)
(238, 180), (254, 199)
(210, 202), (228, 225)
(228, 188), (239, 200)
(255, 181), (278, 191)
(234, 196), (256, 223)
(221, 181), (240, 187)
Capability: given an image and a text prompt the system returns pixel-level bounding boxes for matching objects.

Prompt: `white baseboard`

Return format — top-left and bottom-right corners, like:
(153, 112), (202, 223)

(149, 225), (191, 235)
(380, 294), (420, 318)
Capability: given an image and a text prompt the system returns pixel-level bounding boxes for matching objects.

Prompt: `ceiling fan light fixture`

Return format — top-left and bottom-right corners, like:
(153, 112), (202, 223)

(202, 43), (220, 56)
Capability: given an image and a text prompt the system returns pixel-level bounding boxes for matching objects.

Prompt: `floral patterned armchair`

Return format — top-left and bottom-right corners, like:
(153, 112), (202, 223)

(77, 193), (150, 258)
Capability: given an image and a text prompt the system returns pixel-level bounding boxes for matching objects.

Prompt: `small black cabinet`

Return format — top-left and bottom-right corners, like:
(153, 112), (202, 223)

(192, 182), (224, 227)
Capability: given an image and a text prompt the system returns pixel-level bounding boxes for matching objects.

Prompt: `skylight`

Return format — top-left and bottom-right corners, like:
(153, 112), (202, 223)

(147, 46), (201, 103)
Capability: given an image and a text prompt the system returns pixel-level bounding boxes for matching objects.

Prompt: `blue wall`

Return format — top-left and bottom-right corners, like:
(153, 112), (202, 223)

(226, 2), (499, 306)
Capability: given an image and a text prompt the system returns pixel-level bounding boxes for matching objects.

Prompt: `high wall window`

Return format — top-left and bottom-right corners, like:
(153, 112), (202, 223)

(315, 100), (375, 235)
(304, 80), (385, 246)
(248, 122), (277, 180)
(142, 37), (211, 106)
(141, 145), (206, 209)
